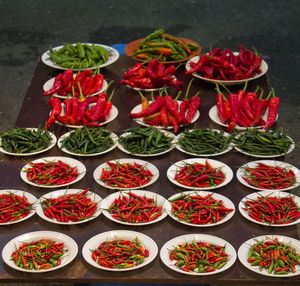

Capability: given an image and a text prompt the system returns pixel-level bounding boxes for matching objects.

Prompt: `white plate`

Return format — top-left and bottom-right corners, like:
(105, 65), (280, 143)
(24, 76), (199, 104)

(41, 43), (119, 70)
(55, 103), (118, 128)
(82, 230), (158, 271)
(185, 54), (268, 86)
(167, 190), (235, 227)
(100, 190), (170, 226)
(43, 77), (108, 99)
(208, 105), (278, 131)
(36, 188), (102, 225)
(239, 190), (300, 227)
(2, 231), (78, 273)
(20, 156), (86, 188)
(238, 235), (300, 277)
(236, 160), (300, 191)
(167, 158), (233, 190)
(130, 101), (200, 130)
(58, 130), (118, 157)
(0, 128), (57, 156)
(234, 132), (295, 158)
(93, 158), (159, 190)
(0, 189), (37, 225)
(160, 234), (237, 275)
(175, 129), (233, 157)
(117, 130), (176, 157)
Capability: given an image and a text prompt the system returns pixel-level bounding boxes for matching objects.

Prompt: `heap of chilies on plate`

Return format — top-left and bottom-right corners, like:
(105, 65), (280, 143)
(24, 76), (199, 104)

(118, 59), (183, 90)
(43, 69), (104, 97)
(186, 46), (262, 80)
(216, 83), (280, 131)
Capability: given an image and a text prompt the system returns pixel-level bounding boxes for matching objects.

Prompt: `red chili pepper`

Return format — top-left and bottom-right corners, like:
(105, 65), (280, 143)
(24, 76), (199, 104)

(185, 96), (200, 124)
(69, 97), (80, 125)
(130, 95), (164, 118)
(88, 74), (104, 95)
(45, 98), (62, 129)
(43, 74), (63, 96)
(263, 88), (280, 129)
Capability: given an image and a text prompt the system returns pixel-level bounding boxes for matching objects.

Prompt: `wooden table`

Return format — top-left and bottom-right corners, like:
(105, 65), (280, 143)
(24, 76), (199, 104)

(0, 55), (299, 284)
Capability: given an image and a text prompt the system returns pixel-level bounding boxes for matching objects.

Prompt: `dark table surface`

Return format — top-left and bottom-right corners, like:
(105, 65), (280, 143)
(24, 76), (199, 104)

(0, 55), (299, 284)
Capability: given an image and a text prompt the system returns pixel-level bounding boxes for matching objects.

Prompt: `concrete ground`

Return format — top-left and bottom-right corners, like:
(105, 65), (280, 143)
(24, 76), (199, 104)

(0, 0), (299, 285)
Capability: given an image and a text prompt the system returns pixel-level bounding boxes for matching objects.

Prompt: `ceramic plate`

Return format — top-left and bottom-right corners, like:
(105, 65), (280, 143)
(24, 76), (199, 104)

(208, 105), (278, 131)
(117, 130), (176, 157)
(167, 190), (235, 227)
(239, 190), (300, 227)
(54, 103), (118, 128)
(82, 230), (158, 271)
(236, 160), (300, 191)
(2, 231), (78, 273)
(0, 189), (37, 225)
(0, 128), (56, 156)
(125, 38), (201, 64)
(58, 130), (118, 157)
(93, 158), (159, 190)
(41, 43), (119, 70)
(20, 156), (86, 188)
(36, 188), (102, 225)
(131, 101), (200, 130)
(43, 77), (108, 99)
(160, 234), (237, 275)
(238, 235), (300, 277)
(185, 54), (268, 86)
(167, 158), (233, 190)
(234, 133), (295, 158)
(100, 190), (170, 226)
(175, 129), (233, 157)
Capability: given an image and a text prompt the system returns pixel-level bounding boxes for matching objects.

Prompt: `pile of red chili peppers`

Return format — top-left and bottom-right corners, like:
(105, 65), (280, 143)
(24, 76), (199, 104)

(118, 59), (183, 90)
(186, 46), (262, 80)
(91, 237), (149, 269)
(0, 192), (32, 223)
(216, 84), (280, 131)
(130, 92), (200, 133)
(169, 240), (229, 273)
(174, 161), (225, 188)
(99, 161), (154, 188)
(247, 237), (300, 275)
(243, 195), (300, 225)
(242, 162), (296, 189)
(45, 89), (114, 128)
(169, 193), (233, 225)
(108, 192), (163, 223)
(41, 189), (98, 222)
(43, 69), (104, 97)
(11, 239), (67, 270)
(25, 160), (79, 186)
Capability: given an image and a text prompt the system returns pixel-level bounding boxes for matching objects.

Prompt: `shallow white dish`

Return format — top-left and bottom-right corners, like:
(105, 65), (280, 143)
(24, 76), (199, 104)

(130, 100), (200, 130)
(0, 189), (37, 225)
(167, 190), (235, 227)
(167, 158), (233, 190)
(58, 130), (118, 157)
(234, 132), (295, 158)
(160, 233), (237, 275)
(236, 160), (300, 191)
(2, 231), (78, 273)
(185, 54), (268, 86)
(82, 230), (158, 271)
(238, 235), (300, 277)
(41, 43), (119, 70)
(36, 188), (102, 225)
(238, 190), (300, 227)
(20, 156), (86, 188)
(55, 103), (118, 128)
(175, 128), (233, 157)
(43, 77), (108, 99)
(117, 130), (176, 157)
(100, 190), (170, 226)
(208, 105), (278, 131)
(0, 128), (57, 156)
(93, 158), (159, 190)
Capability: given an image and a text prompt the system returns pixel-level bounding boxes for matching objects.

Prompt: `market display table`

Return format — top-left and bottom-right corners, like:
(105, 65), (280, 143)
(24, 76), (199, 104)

(0, 55), (298, 284)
